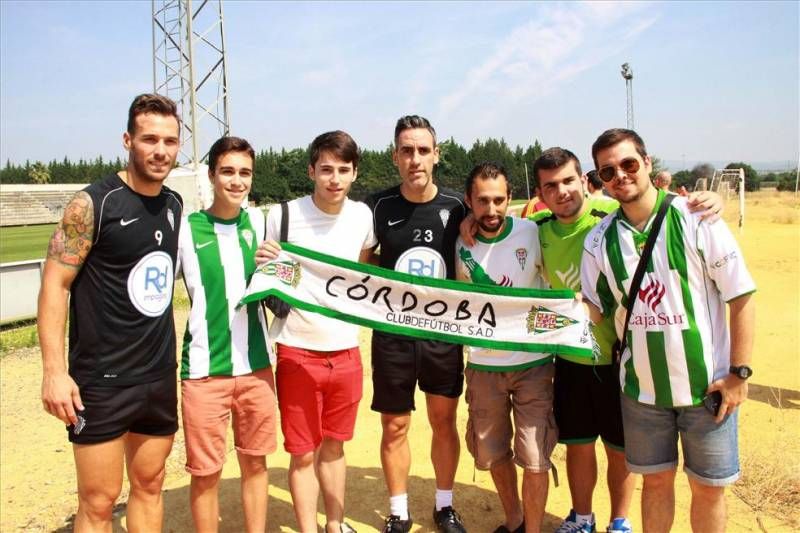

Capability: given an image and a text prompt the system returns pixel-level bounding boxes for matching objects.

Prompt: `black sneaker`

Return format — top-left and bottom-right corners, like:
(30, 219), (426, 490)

(492, 522), (525, 533)
(383, 514), (413, 533)
(433, 506), (467, 533)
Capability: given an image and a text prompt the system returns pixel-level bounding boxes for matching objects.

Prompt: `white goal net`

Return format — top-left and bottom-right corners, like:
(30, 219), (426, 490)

(703, 168), (745, 230)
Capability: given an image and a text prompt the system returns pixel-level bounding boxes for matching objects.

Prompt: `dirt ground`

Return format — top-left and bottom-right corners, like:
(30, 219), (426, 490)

(2, 192), (798, 532)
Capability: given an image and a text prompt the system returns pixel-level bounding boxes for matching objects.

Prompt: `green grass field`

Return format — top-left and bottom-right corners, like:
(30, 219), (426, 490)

(0, 224), (56, 263)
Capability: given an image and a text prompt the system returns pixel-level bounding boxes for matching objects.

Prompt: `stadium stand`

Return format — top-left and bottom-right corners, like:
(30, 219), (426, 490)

(0, 184), (86, 227)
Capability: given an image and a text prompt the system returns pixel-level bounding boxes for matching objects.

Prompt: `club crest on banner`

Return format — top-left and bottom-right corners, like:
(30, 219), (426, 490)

(526, 305), (578, 334)
(257, 260), (302, 288)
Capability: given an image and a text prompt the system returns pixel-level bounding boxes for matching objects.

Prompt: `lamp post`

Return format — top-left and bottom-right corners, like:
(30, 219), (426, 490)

(621, 62), (634, 130)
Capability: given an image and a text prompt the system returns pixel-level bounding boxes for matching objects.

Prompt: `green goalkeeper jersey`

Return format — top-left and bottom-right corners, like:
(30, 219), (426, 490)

(531, 196), (619, 365)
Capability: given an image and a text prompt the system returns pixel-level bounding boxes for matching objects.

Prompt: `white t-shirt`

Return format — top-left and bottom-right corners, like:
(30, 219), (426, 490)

(266, 196), (377, 350)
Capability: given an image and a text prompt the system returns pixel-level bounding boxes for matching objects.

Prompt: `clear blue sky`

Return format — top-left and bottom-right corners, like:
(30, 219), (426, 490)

(1, 1), (797, 171)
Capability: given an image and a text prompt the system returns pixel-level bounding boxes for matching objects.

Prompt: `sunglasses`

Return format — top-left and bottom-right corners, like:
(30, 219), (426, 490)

(598, 157), (640, 182)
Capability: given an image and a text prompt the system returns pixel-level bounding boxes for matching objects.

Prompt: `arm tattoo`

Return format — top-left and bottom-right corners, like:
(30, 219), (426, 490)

(47, 191), (94, 268)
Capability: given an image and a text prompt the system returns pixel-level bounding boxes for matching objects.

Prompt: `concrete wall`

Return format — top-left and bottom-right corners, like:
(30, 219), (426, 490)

(0, 259), (44, 324)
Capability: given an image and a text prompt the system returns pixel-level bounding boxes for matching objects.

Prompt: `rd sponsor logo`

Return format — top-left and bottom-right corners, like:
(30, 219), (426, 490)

(127, 251), (174, 317)
(395, 246), (446, 278)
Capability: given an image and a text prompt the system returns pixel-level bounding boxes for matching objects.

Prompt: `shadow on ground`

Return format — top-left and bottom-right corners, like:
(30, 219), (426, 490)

(748, 383), (800, 410)
(147, 464), (560, 532)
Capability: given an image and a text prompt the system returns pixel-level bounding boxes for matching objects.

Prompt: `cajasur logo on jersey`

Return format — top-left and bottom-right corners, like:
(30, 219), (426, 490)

(629, 275), (686, 328)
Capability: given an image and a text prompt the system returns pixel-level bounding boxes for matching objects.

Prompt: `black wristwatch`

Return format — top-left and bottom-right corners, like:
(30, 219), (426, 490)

(729, 365), (753, 380)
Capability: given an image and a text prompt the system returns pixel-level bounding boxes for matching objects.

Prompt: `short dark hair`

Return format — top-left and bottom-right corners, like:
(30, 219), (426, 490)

(127, 93), (180, 135)
(309, 130), (360, 168)
(394, 115), (437, 146)
(591, 128), (647, 169)
(532, 147), (582, 188)
(208, 136), (255, 173)
(586, 169), (602, 189)
(465, 162), (509, 197)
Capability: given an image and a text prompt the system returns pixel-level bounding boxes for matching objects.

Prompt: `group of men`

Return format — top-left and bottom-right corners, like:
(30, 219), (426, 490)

(39, 93), (755, 533)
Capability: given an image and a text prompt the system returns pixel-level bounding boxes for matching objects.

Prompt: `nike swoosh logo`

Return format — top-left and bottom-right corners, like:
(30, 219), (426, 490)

(388, 219), (405, 226)
(119, 217), (140, 226)
(195, 241), (214, 250)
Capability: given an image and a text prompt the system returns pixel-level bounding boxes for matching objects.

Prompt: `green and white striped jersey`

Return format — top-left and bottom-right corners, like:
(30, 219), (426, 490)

(456, 217), (551, 371)
(178, 207), (272, 379)
(581, 190), (755, 407)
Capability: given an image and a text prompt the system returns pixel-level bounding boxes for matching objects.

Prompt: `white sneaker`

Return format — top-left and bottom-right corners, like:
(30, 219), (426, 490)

(607, 518), (632, 533)
(555, 510), (596, 533)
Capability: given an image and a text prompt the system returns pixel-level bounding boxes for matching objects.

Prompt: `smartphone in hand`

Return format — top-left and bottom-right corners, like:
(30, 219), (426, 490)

(702, 390), (723, 416)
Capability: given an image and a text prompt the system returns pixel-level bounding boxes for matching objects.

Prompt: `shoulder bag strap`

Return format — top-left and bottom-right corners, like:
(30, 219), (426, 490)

(618, 194), (675, 355)
(279, 201), (289, 242)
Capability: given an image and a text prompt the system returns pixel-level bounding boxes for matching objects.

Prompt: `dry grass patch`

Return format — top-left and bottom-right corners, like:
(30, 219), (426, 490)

(733, 400), (800, 531)
(720, 190), (800, 227)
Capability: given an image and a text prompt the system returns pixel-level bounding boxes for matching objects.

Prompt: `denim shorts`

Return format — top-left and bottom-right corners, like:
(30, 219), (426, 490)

(620, 395), (740, 486)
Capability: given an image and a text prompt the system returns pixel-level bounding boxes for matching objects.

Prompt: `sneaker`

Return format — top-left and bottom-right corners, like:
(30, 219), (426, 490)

(433, 506), (467, 533)
(383, 514), (413, 533)
(607, 518), (632, 533)
(493, 521), (525, 533)
(555, 510), (596, 533)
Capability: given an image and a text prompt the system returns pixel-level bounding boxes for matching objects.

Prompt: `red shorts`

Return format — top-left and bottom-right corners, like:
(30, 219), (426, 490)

(276, 344), (363, 455)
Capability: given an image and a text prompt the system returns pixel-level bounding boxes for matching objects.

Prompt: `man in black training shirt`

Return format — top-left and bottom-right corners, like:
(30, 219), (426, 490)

(38, 94), (182, 532)
(365, 116), (468, 533)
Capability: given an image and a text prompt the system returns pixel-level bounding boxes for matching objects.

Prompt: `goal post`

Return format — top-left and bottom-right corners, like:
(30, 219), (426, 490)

(705, 168), (745, 230)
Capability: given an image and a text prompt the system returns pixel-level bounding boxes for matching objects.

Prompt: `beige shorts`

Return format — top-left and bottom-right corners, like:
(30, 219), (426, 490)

(465, 363), (557, 472)
(181, 368), (277, 476)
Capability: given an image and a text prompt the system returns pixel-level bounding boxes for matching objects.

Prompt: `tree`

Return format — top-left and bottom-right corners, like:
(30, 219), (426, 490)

(436, 138), (471, 192)
(352, 146), (395, 200)
(28, 161), (51, 184)
(689, 163), (715, 190)
(672, 170), (693, 190)
(649, 155), (664, 180)
(766, 169), (799, 191)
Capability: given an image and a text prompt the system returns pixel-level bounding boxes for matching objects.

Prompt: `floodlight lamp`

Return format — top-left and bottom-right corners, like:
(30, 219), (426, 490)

(621, 63), (633, 80)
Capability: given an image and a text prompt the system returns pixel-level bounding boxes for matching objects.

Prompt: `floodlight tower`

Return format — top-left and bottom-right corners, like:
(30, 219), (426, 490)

(152, 0), (231, 168)
(621, 62), (634, 130)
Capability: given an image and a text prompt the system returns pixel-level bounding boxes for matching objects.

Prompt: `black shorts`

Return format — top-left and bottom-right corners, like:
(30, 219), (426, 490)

(553, 357), (624, 449)
(370, 332), (464, 414)
(67, 371), (178, 444)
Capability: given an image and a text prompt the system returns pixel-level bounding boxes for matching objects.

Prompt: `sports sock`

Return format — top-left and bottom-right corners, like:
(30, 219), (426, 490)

(575, 512), (594, 525)
(435, 489), (453, 511)
(390, 494), (409, 520)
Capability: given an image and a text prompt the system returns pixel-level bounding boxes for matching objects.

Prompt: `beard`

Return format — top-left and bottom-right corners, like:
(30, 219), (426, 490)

(477, 216), (504, 234)
(610, 178), (647, 204)
(614, 187), (645, 204)
(130, 154), (170, 183)
(553, 199), (582, 220)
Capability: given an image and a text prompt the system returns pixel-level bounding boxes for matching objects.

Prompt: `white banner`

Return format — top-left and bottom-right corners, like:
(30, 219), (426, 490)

(240, 243), (594, 358)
